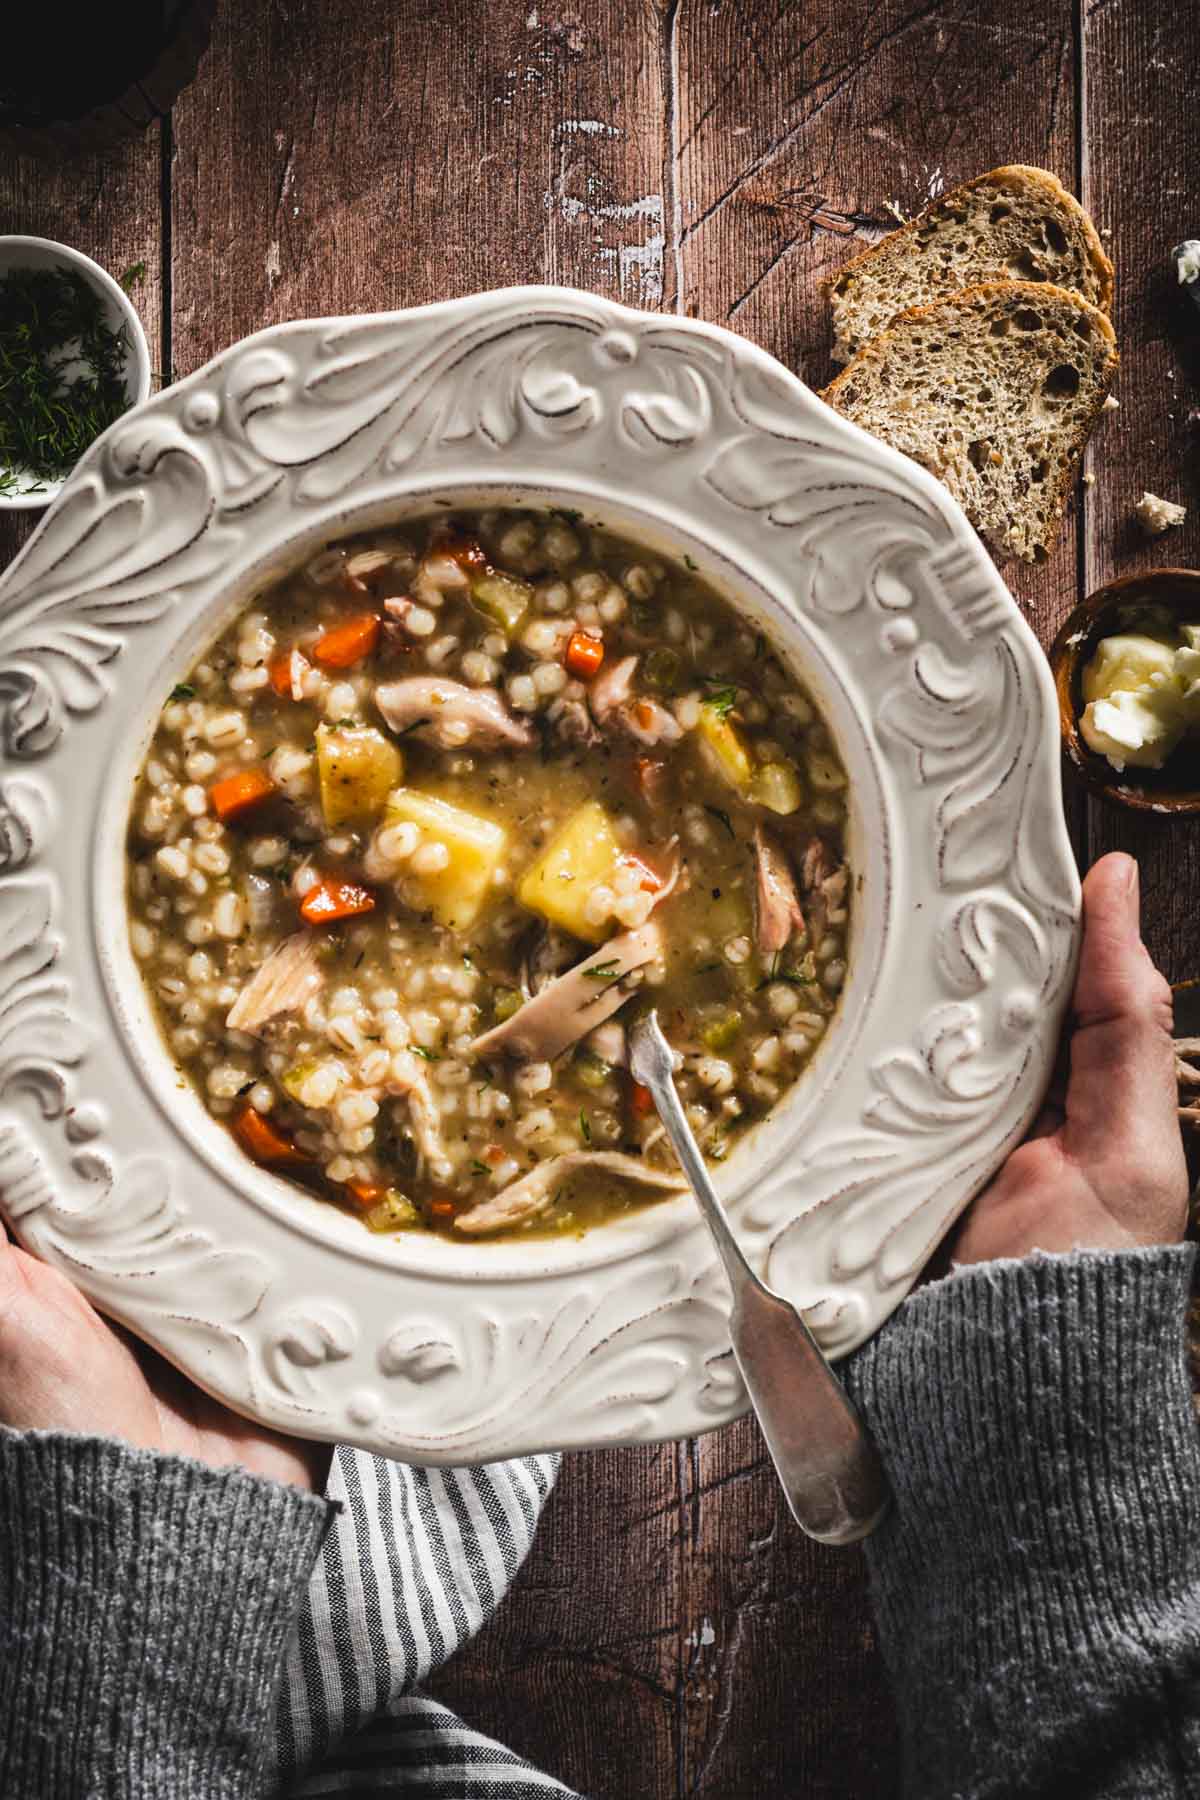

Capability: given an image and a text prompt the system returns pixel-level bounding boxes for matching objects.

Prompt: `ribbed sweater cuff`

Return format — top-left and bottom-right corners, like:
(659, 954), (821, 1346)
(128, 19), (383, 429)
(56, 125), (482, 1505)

(845, 1245), (1200, 1794)
(0, 1430), (333, 1799)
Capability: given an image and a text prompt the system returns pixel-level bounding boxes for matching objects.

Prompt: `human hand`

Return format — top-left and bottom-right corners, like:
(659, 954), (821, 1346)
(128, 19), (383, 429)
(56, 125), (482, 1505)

(950, 851), (1188, 1266)
(0, 1226), (330, 1493)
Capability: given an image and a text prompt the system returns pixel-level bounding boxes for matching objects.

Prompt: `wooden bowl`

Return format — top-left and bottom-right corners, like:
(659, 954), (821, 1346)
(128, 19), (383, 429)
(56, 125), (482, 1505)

(1049, 568), (1200, 815)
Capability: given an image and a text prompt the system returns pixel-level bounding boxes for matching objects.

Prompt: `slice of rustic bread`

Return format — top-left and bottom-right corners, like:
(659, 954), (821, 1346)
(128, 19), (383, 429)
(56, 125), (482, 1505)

(822, 281), (1119, 563)
(829, 166), (1113, 363)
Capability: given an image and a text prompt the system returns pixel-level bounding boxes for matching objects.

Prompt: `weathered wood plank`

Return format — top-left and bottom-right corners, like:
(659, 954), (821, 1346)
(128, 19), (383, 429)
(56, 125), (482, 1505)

(432, 1443), (683, 1795)
(0, 130), (163, 566)
(171, 6), (685, 1796)
(674, 0), (1082, 658)
(169, 0), (671, 371)
(669, 5), (1086, 1792)
(1080, 0), (1200, 977)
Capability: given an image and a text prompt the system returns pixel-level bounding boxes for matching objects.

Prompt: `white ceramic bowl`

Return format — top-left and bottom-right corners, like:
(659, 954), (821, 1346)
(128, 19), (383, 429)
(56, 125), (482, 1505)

(0, 235), (152, 511)
(0, 288), (1079, 1460)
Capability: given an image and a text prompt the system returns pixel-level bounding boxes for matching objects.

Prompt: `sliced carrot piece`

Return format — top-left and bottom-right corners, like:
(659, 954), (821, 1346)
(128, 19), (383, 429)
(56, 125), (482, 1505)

(630, 1081), (655, 1118)
(231, 1101), (310, 1168)
(299, 876), (376, 925)
(268, 646), (308, 700)
(345, 1179), (388, 1211)
(621, 852), (664, 893)
(564, 629), (605, 679)
(313, 612), (381, 669)
(209, 766), (277, 823)
(435, 531), (489, 574)
(428, 1195), (457, 1219)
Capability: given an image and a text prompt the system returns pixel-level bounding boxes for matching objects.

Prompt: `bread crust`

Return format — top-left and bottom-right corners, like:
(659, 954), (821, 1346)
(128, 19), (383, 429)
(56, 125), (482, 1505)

(822, 279), (1119, 563)
(828, 166), (1114, 363)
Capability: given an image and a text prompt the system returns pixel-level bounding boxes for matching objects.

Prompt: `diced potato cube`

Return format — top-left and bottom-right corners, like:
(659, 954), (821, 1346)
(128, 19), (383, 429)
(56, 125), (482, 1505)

(316, 725), (402, 827)
(749, 759), (804, 815)
(698, 703), (753, 792)
(470, 571), (532, 636)
(517, 800), (623, 943)
(384, 789), (507, 931)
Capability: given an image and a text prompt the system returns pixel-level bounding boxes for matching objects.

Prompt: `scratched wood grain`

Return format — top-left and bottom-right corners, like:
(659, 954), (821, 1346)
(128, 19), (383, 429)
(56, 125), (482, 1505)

(1, 2), (1196, 1794)
(1079, 0), (1200, 978)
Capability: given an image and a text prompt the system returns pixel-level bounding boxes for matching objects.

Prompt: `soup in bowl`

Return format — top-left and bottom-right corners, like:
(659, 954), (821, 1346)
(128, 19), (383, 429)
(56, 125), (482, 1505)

(127, 506), (851, 1242)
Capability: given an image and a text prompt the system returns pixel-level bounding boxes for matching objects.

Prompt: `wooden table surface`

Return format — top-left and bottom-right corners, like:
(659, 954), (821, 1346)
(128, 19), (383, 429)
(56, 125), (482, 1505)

(2, 3), (1197, 1794)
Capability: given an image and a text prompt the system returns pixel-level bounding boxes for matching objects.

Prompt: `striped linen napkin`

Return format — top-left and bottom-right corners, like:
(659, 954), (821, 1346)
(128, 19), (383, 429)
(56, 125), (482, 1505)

(276, 1447), (583, 1797)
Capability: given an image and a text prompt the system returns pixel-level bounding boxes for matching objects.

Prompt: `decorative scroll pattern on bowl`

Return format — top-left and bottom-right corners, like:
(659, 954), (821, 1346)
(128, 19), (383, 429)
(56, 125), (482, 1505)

(0, 287), (1078, 1461)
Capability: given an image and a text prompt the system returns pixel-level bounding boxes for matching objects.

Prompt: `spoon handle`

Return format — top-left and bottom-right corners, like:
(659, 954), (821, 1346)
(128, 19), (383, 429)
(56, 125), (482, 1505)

(727, 1280), (891, 1545)
(629, 1012), (890, 1545)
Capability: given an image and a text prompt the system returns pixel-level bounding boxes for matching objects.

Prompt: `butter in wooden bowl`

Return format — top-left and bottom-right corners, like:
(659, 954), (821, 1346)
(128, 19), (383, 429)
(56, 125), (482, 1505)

(1050, 570), (1200, 814)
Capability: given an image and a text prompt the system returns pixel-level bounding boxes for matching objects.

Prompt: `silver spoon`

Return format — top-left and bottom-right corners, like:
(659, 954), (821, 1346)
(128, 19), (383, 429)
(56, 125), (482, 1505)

(629, 1010), (890, 1545)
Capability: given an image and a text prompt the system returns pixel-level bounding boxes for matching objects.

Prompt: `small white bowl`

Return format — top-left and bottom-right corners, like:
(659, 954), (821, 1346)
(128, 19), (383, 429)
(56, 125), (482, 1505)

(0, 235), (152, 512)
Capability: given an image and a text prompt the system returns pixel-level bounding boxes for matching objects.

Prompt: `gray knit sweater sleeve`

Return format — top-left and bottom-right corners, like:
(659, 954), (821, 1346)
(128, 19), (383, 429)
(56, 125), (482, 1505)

(1, 1251), (1198, 1800)
(0, 1429), (331, 1798)
(845, 1244), (1200, 1800)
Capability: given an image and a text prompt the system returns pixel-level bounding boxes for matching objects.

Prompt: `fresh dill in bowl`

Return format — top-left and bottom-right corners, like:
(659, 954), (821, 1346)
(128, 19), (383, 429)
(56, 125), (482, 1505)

(0, 264), (132, 497)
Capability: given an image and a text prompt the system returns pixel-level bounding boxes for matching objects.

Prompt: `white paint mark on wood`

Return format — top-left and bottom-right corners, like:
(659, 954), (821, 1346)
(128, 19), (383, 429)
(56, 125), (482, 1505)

(554, 119), (621, 138)
(265, 240), (282, 286)
(543, 179), (665, 301)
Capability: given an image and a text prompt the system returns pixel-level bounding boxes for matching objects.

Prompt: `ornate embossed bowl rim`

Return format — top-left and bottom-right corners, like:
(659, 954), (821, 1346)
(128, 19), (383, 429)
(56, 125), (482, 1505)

(0, 287), (1080, 1462)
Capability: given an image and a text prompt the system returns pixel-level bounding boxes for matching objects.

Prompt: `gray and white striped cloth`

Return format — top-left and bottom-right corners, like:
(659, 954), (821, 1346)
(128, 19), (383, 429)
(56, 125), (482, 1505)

(275, 1447), (583, 1798)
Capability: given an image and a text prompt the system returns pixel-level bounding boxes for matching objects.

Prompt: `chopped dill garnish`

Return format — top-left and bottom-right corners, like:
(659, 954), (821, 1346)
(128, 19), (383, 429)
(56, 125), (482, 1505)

(470, 1159), (490, 1176)
(579, 1109), (592, 1144)
(705, 804), (735, 838)
(585, 961), (620, 980)
(169, 682), (195, 701)
(0, 265), (133, 495)
(702, 682), (739, 718)
(411, 1045), (440, 1061)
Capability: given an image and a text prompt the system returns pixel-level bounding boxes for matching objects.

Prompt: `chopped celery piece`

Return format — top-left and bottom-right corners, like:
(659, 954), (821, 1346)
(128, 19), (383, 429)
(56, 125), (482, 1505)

(493, 986), (523, 1024)
(470, 570), (532, 636)
(574, 1048), (612, 1089)
(281, 1061), (318, 1100)
(365, 1190), (419, 1232)
(644, 648), (682, 692)
(700, 1008), (743, 1052)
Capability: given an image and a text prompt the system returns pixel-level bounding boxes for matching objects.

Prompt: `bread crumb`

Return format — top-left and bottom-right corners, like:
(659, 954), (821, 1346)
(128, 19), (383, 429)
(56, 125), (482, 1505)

(1175, 240), (1200, 285)
(1103, 395), (1120, 412)
(1134, 491), (1187, 535)
(1081, 471), (1096, 487)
